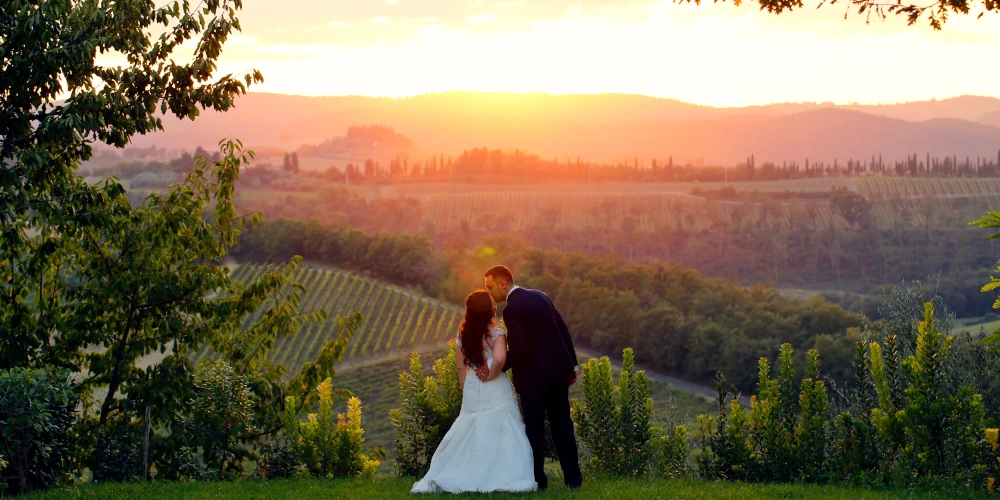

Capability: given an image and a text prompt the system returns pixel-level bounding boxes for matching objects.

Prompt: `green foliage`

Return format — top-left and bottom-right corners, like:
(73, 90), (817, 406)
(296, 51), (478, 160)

(695, 373), (754, 481)
(92, 422), (144, 483)
(283, 380), (381, 479)
(698, 347), (834, 483)
(0, 367), (78, 494)
(654, 425), (690, 478)
(180, 361), (255, 482)
(971, 210), (1000, 349)
(2, 0), (262, 371)
(572, 349), (656, 477)
(796, 350), (830, 481)
(388, 342), (462, 477)
(828, 411), (879, 482)
(749, 344), (799, 482)
(872, 303), (986, 480)
(235, 219), (444, 294)
(987, 428), (998, 493)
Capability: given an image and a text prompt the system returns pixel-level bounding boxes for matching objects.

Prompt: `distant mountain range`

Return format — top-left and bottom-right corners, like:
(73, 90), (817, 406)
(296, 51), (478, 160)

(119, 92), (1000, 165)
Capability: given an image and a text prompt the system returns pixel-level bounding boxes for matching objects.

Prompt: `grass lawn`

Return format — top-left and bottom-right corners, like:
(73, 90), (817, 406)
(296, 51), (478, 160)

(26, 476), (987, 499)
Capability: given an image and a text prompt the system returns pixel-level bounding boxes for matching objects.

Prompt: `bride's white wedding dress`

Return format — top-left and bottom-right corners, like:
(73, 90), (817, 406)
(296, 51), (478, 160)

(411, 326), (537, 494)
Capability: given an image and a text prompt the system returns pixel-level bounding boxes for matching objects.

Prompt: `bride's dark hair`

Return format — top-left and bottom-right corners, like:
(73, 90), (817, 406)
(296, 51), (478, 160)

(459, 290), (496, 368)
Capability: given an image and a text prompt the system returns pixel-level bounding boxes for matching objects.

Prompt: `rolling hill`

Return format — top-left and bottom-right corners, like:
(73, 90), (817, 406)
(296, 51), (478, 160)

(115, 92), (1000, 165)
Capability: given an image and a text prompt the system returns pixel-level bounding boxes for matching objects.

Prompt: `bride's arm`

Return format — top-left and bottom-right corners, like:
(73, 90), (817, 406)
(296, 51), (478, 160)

(485, 335), (507, 382)
(456, 340), (468, 391)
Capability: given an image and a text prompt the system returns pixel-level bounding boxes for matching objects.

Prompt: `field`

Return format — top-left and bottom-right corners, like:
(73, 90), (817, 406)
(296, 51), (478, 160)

(191, 264), (464, 371)
(953, 317), (1000, 337)
(413, 189), (995, 233)
(858, 176), (1000, 199)
(235, 177), (1000, 235)
(27, 476), (986, 499)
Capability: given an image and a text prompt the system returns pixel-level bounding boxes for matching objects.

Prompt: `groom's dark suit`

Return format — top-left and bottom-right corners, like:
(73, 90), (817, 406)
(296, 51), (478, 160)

(502, 287), (583, 489)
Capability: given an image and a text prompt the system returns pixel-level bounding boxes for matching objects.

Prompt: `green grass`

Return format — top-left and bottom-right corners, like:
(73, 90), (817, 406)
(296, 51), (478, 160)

(27, 476), (987, 499)
(953, 318), (1000, 337)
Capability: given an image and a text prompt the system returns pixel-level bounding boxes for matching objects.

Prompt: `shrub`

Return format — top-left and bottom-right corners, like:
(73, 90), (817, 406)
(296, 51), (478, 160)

(987, 428), (998, 493)
(92, 422), (144, 482)
(699, 346), (832, 483)
(257, 441), (299, 480)
(389, 341), (462, 477)
(748, 345), (799, 482)
(796, 350), (830, 481)
(572, 348), (656, 476)
(695, 373), (754, 481)
(654, 425), (690, 478)
(870, 303), (986, 482)
(0, 367), (78, 494)
(181, 360), (255, 481)
(284, 380), (380, 478)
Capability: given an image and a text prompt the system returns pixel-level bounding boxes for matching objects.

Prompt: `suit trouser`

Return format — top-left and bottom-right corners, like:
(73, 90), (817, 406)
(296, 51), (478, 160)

(519, 381), (583, 489)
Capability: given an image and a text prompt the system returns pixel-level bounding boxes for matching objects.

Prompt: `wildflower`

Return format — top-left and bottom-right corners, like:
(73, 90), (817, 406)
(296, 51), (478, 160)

(988, 477), (996, 494)
(988, 428), (1000, 452)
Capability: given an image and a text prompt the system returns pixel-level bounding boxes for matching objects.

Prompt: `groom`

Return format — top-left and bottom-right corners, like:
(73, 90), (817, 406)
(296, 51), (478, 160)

(478, 265), (583, 490)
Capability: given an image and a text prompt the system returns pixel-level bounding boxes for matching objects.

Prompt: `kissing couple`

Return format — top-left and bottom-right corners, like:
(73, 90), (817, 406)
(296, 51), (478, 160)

(411, 265), (584, 494)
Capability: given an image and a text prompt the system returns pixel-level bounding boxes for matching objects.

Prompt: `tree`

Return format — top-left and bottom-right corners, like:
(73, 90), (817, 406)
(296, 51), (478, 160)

(3, 0), (263, 368)
(0, 1), (365, 478)
(675, 0), (995, 29)
(831, 191), (872, 230)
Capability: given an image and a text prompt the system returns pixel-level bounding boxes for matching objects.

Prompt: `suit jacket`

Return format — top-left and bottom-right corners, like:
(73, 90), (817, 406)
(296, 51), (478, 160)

(501, 288), (579, 395)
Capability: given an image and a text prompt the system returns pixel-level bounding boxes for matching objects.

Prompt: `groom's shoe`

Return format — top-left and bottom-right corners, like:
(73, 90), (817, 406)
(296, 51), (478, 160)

(565, 479), (582, 490)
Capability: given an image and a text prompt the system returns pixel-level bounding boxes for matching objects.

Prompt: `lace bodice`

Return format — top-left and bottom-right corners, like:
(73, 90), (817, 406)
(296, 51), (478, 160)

(457, 326), (506, 369)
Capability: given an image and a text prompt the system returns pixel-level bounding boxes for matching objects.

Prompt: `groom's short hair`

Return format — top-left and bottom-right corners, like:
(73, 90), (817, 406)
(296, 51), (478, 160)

(485, 265), (514, 284)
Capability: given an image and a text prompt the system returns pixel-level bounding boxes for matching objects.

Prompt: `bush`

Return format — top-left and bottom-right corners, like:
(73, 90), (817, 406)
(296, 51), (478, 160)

(92, 422), (144, 482)
(572, 348), (656, 477)
(0, 367), (78, 494)
(389, 342), (462, 477)
(180, 361), (255, 481)
(987, 429), (998, 493)
(257, 442), (299, 480)
(698, 345), (832, 483)
(284, 379), (380, 478)
(695, 373), (754, 481)
(654, 425), (690, 478)
(868, 303), (986, 482)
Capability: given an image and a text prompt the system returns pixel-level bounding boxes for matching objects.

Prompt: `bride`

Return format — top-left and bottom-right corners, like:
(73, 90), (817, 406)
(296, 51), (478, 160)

(411, 290), (537, 494)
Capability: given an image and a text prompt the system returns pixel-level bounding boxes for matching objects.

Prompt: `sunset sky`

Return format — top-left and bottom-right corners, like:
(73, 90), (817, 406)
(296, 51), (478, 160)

(186, 1), (1000, 107)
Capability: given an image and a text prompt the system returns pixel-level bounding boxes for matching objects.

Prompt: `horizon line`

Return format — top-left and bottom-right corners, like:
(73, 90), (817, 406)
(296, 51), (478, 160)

(244, 89), (998, 110)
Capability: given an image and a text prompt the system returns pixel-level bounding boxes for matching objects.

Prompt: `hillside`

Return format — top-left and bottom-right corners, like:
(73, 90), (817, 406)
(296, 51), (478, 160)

(195, 263), (716, 459)
(191, 263), (464, 369)
(297, 125), (416, 162)
(116, 92), (1000, 164)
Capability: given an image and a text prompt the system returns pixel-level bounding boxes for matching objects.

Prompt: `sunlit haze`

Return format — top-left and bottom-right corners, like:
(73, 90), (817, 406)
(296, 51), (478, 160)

(115, 0), (1000, 107)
